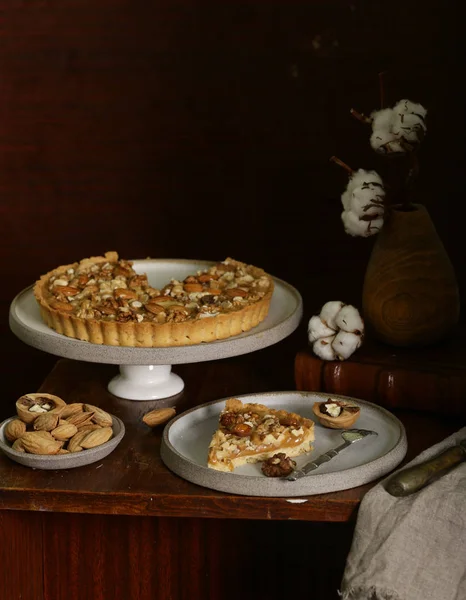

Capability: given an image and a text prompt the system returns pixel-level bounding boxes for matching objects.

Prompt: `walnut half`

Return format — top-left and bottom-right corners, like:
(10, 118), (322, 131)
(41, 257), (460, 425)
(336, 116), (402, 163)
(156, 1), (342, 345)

(261, 453), (296, 477)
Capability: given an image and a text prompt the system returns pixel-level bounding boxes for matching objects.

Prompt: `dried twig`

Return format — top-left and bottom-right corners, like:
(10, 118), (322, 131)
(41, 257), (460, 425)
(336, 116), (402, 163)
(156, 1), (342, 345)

(329, 155), (354, 175)
(349, 108), (372, 124)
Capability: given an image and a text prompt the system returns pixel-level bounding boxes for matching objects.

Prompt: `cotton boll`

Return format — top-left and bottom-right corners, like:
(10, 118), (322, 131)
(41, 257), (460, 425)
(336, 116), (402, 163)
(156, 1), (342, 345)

(370, 107), (395, 133)
(331, 331), (362, 360)
(347, 169), (382, 193)
(342, 210), (384, 237)
(349, 181), (385, 219)
(341, 189), (352, 211)
(341, 210), (368, 236)
(313, 336), (337, 361)
(393, 99), (427, 123)
(308, 315), (336, 343)
(319, 301), (345, 330)
(335, 304), (364, 334)
(392, 111), (427, 144)
(370, 129), (405, 154)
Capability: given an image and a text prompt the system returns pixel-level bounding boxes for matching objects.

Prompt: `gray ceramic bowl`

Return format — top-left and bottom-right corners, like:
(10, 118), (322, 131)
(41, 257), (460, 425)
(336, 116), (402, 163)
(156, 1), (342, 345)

(0, 415), (125, 470)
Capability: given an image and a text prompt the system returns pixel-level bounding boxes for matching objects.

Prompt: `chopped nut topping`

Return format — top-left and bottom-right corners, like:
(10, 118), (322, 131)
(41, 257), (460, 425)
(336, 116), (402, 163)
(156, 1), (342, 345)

(45, 256), (273, 326)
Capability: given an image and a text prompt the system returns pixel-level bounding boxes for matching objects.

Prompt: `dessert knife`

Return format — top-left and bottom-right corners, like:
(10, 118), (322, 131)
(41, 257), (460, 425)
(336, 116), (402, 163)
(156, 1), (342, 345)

(285, 428), (378, 482)
(385, 438), (466, 497)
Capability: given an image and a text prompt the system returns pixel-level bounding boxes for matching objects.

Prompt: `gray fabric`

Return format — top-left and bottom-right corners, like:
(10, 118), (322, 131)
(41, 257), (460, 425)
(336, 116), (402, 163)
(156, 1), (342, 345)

(340, 427), (466, 600)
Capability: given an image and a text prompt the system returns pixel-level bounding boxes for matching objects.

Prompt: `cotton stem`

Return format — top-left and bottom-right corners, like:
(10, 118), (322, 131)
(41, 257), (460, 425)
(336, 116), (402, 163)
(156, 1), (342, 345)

(330, 155), (354, 175)
(349, 108), (372, 124)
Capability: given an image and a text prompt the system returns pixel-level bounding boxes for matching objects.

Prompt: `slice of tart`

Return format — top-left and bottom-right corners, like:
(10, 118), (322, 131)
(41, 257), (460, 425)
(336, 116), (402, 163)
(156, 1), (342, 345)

(207, 398), (315, 472)
(33, 252), (274, 347)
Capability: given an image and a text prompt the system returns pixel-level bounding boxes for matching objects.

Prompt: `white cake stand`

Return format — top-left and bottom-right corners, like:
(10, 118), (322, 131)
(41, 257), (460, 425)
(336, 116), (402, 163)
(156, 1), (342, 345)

(9, 259), (303, 402)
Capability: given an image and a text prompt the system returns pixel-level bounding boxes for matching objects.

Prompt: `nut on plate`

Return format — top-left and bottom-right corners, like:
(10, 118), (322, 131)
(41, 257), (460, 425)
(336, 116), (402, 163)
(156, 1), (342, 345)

(20, 431), (63, 455)
(4, 418), (26, 443)
(143, 407), (176, 427)
(5, 393), (115, 456)
(312, 399), (361, 429)
(83, 404), (113, 427)
(261, 453), (297, 477)
(16, 393), (67, 424)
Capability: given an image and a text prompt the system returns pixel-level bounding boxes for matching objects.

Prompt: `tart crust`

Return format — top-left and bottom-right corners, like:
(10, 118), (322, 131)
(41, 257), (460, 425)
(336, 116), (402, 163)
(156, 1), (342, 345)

(207, 398), (315, 472)
(33, 252), (274, 347)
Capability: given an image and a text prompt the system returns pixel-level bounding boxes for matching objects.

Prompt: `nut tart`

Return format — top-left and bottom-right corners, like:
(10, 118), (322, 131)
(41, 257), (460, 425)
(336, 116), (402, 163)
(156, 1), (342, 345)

(207, 398), (315, 472)
(33, 252), (274, 347)
(312, 399), (361, 429)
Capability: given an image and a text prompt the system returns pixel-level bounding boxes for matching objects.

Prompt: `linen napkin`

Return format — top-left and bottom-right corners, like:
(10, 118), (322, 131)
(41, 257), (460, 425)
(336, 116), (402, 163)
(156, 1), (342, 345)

(339, 426), (466, 600)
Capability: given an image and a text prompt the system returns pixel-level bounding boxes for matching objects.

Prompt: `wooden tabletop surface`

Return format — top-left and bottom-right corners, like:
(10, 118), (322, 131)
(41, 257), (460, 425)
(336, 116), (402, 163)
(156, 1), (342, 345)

(0, 333), (461, 522)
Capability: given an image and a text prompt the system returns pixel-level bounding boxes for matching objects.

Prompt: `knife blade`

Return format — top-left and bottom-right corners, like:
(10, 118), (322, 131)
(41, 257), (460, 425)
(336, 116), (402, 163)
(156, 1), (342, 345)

(285, 428), (378, 481)
(385, 439), (466, 497)
(285, 439), (353, 481)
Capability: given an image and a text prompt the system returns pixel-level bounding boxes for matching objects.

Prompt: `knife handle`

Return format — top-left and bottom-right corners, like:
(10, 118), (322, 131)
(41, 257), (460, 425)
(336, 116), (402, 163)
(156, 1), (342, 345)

(386, 445), (466, 497)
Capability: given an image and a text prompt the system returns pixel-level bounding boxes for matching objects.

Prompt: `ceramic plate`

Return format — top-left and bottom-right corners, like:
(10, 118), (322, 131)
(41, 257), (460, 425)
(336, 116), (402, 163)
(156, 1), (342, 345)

(0, 415), (125, 470)
(161, 391), (407, 497)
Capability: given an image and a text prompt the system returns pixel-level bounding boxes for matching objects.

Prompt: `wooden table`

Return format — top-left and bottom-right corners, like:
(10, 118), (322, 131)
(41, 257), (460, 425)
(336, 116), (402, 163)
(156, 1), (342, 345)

(0, 334), (460, 600)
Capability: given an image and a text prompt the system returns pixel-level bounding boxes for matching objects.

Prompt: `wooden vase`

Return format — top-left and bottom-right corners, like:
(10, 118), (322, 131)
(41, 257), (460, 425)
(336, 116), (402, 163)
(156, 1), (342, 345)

(362, 203), (460, 347)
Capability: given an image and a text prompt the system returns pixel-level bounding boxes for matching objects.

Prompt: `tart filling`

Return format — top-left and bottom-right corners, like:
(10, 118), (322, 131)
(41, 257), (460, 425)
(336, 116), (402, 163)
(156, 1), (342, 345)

(207, 399), (315, 472)
(33, 252), (274, 347)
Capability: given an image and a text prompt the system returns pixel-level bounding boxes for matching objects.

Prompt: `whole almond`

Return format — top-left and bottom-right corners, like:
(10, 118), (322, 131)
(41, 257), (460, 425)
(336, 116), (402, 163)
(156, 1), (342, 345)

(33, 413), (60, 432)
(51, 422), (78, 441)
(225, 287), (248, 298)
(5, 419), (27, 442)
(34, 431), (55, 440)
(66, 411), (95, 427)
(77, 423), (102, 433)
(184, 283), (203, 293)
(12, 438), (26, 452)
(60, 403), (84, 419)
(80, 427), (113, 449)
(21, 432), (63, 455)
(143, 407), (176, 427)
(83, 404), (113, 427)
(68, 430), (89, 453)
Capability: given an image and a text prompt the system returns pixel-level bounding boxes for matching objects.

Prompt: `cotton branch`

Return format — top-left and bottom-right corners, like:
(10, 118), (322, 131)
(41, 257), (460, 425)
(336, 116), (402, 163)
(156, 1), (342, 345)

(330, 155), (354, 175)
(349, 109), (372, 124)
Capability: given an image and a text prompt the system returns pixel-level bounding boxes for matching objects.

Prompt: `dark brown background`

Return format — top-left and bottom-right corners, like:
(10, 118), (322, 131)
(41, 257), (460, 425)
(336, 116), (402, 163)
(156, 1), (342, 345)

(1, 0), (464, 398)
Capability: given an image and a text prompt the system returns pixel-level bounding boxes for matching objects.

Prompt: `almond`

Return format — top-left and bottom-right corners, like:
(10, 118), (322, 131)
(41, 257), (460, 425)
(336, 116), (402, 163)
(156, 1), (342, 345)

(51, 422), (78, 441)
(60, 403), (84, 418)
(143, 407), (176, 427)
(33, 412), (60, 432)
(83, 404), (113, 427)
(77, 423), (102, 433)
(5, 419), (27, 442)
(50, 300), (74, 312)
(21, 432), (63, 455)
(12, 438), (26, 452)
(184, 283), (203, 293)
(225, 288), (248, 298)
(56, 286), (80, 297)
(145, 303), (165, 315)
(68, 430), (90, 453)
(80, 427), (113, 449)
(66, 411), (95, 427)
(114, 288), (137, 300)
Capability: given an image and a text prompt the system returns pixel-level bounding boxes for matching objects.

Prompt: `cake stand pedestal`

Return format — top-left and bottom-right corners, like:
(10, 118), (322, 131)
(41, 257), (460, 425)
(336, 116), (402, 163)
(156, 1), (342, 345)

(9, 259), (303, 402)
(107, 365), (184, 400)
